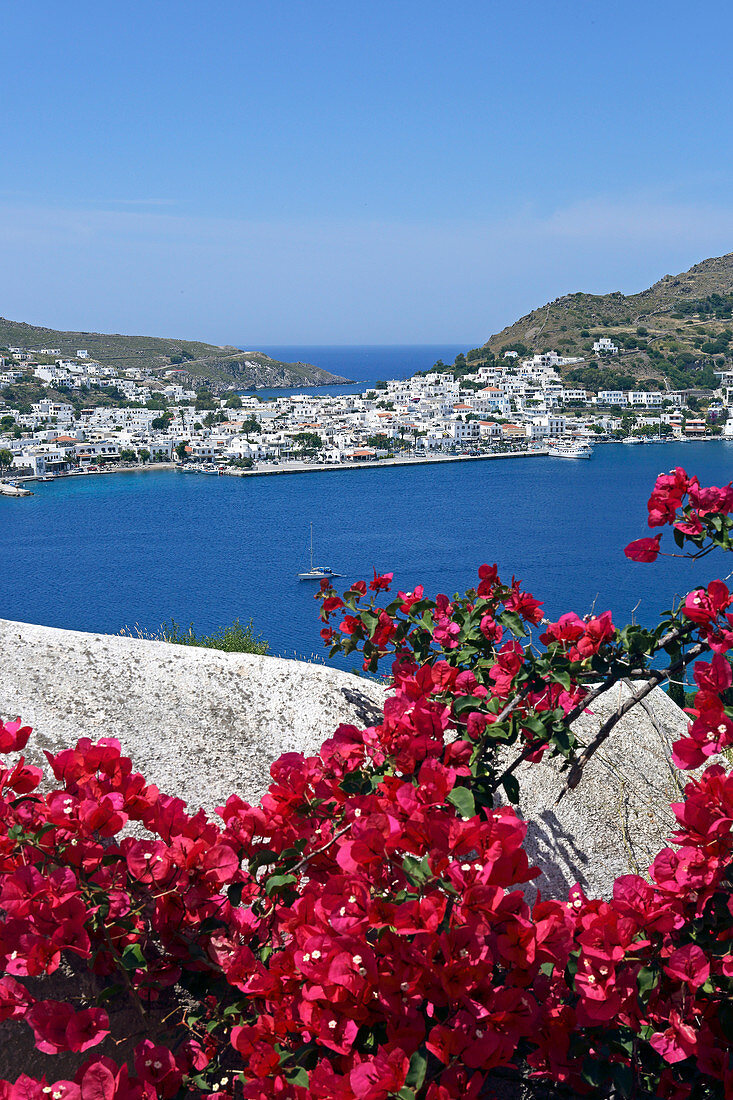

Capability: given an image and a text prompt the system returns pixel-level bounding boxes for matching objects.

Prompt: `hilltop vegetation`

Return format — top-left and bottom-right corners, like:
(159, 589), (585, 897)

(472, 251), (733, 391)
(0, 316), (348, 391)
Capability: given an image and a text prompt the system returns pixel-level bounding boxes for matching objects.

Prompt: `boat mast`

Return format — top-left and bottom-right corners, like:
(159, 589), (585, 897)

(310, 523), (314, 572)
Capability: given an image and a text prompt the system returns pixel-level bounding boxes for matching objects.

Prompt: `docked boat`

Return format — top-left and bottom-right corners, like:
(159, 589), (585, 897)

(298, 524), (342, 580)
(547, 440), (593, 460)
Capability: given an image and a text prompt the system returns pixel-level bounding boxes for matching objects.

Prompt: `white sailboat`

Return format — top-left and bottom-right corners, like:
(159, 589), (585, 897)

(298, 524), (342, 580)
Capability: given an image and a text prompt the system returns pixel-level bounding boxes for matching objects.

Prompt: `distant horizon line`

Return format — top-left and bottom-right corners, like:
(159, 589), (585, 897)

(236, 341), (477, 349)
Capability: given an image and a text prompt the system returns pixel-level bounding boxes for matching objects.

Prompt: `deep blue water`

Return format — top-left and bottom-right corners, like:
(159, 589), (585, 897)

(242, 344), (467, 400)
(1, 442), (732, 669)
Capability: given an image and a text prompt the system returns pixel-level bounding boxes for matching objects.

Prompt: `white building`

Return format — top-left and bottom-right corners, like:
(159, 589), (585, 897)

(593, 338), (619, 356)
(30, 399), (74, 422)
(627, 391), (663, 408)
(597, 390), (628, 406)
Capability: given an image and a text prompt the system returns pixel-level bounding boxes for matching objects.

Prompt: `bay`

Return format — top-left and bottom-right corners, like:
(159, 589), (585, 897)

(1, 440), (731, 672)
(242, 343), (467, 400)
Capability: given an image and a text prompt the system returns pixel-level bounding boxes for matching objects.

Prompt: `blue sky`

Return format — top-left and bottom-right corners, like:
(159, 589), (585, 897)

(2, 0), (733, 345)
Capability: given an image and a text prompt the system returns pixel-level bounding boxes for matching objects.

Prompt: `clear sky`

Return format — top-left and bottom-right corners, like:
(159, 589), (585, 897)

(2, 0), (733, 346)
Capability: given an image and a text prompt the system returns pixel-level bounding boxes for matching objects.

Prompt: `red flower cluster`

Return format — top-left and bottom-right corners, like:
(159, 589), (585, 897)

(1, 470), (733, 1098)
(625, 467), (733, 561)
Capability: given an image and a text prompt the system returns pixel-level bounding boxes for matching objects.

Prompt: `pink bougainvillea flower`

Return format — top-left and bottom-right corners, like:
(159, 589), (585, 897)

(664, 944), (710, 989)
(650, 1012), (699, 1063)
(0, 719), (32, 754)
(624, 535), (662, 562)
(369, 569), (393, 592)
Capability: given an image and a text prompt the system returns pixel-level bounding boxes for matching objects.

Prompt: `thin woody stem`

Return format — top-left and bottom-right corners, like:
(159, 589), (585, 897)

(558, 641), (708, 799)
(289, 823), (352, 875)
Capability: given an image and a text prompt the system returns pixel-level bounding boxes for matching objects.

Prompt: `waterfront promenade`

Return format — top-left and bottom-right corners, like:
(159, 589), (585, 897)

(5, 449), (547, 490)
(182, 447), (549, 479)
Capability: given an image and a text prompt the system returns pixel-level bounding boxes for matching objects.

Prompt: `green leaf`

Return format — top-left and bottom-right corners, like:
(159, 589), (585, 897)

(452, 694), (488, 717)
(637, 966), (659, 996)
(286, 1068), (309, 1087)
(265, 873), (297, 897)
(96, 983), (124, 1003)
(581, 1056), (608, 1087)
(447, 786), (476, 819)
(552, 668), (572, 691)
(402, 854), (432, 887)
(248, 847), (280, 872)
(498, 609), (527, 637)
(227, 882), (244, 906)
(521, 714), (549, 737)
(120, 943), (146, 971)
(610, 1062), (633, 1097)
(406, 1050), (427, 1091)
(502, 774), (520, 804)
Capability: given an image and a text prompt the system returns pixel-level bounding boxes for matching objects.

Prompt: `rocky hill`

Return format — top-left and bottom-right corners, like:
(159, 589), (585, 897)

(0, 317), (348, 391)
(479, 251), (733, 391)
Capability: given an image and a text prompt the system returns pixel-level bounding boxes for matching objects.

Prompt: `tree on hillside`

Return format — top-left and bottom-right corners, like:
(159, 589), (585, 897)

(366, 433), (398, 451)
(292, 431), (322, 454)
(195, 390), (217, 411)
(242, 416), (261, 439)
(175, 442), (188, 462)
(225, 395), (243, 409)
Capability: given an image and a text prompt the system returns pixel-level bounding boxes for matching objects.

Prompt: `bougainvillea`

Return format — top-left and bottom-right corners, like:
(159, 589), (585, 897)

(0, 467), (732, 1098)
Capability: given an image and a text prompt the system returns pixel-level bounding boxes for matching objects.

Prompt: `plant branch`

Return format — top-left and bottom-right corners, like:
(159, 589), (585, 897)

(288, 823), (352, 875)
(557, 641), (707, 800)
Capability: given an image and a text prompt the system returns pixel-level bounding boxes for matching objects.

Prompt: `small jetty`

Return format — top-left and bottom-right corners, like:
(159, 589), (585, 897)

(0, 483), (33, 497)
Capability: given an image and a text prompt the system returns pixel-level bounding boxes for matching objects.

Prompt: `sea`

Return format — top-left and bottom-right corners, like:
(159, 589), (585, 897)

(243, 344), (468, 400)
(1, 345), (732, 672)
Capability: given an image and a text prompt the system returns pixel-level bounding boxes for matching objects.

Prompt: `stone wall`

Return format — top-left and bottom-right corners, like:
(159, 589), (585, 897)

(0, 618), (695, 901)
(0, 618), (386, 813)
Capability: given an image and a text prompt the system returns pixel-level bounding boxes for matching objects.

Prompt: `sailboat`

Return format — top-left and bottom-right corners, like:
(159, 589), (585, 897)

(298, 524), (342, 580)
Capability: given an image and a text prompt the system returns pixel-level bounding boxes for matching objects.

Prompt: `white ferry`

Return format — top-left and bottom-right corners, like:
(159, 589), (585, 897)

(547, 440), (593, 460)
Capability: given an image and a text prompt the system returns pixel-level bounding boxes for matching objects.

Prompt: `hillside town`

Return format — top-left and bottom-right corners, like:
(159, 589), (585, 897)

(1, 344), (731, 482)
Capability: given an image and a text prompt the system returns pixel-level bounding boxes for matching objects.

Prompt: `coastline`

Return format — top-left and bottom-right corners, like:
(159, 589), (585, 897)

(4, 437), (727, 492)
(11, 463), (176, 485)
(6, 452), (547, 489)
(181, 449), (549, 479)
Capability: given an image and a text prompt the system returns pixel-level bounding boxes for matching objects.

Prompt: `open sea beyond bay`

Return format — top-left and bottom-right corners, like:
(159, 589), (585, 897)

(2, 441), (732, 672)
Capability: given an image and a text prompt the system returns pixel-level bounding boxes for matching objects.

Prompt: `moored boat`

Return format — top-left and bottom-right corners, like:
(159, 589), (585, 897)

(298, 523), (342, 580)
(547, 440), (593, 460)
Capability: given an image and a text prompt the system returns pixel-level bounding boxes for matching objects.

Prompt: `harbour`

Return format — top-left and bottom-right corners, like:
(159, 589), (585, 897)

(1, 440), (730, 670)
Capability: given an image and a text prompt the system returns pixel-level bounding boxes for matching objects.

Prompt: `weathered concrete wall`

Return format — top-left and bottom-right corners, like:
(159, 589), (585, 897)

(496, 680), (693, 901)
(0, 618), (386, 813)
(0, 619), (695, 903)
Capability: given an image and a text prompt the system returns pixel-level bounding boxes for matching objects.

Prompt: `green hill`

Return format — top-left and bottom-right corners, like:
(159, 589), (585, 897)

(477, 252), (733, 391)
(0, 317), (348, 391)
